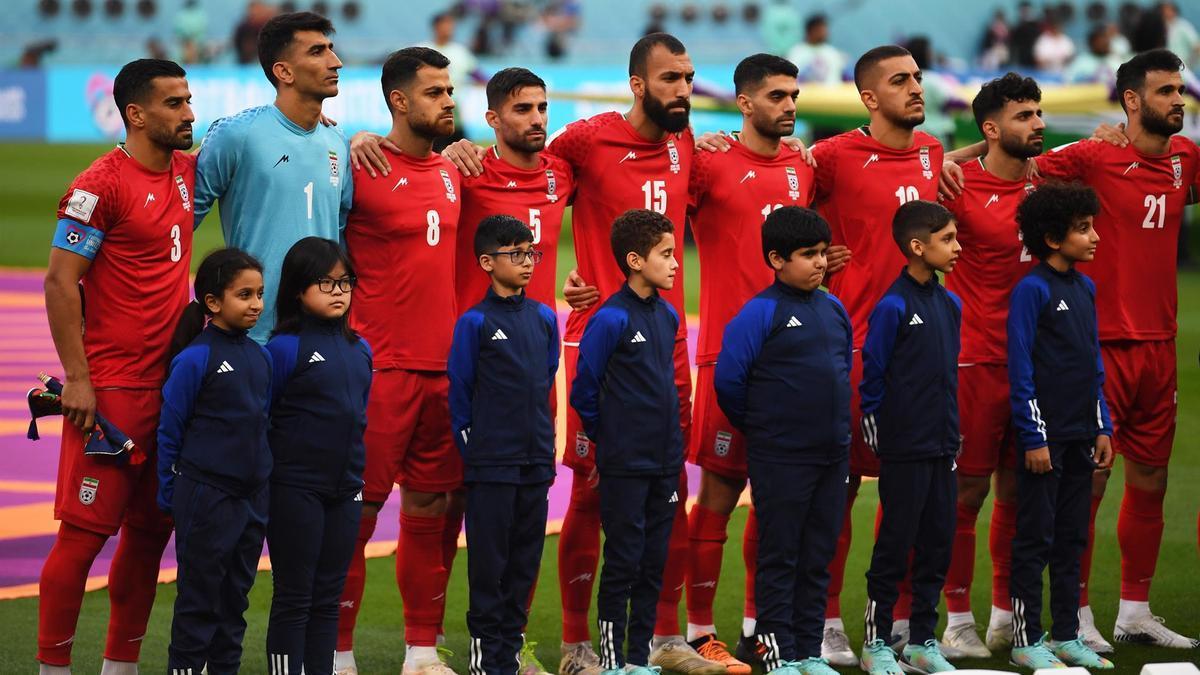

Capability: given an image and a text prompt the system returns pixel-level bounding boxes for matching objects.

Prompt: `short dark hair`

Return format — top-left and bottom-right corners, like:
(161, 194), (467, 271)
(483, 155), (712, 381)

(474, 214), (534, 257)
(257, 12), (334, 87)
(761, 206), (831, 265)
(971, 72), (1042, 134)
(113, 58), (187, 127)
(734, 53), (799, 94)
(431, 11), (453, 27)
(853, 44), (911, 91)
(381, 46), (451, 105)
(804, 13), (827, 35)
(486, 67), (546, 110)
(1017, 181), (1099, 260)
(629, 32), (687, 78)
(610, 209), (674, 276)
(892, 199), (954, 255)
(1115, 48), (1184, 111)
(274, 237), (359, 342)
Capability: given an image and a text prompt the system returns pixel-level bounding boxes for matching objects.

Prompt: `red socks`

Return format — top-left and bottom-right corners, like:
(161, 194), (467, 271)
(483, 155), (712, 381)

(439, 497), (465, 631)
(558, 472), (601, 643)
(38, 523), (108, 666)
(743, 506), (758, 619)
(105, 525), (171, 662)
(337, 510), (378, 651)
(989, 499), (1016, 611)
(685, 503), (730, 626)
(825, 487), (857, 618)
(1118, 483), (1165, 601)
(655, 474), (689, 636)
(944, 501), (980, 614)
(1079, 494), (1103, 606)
(397, 512), (448, 646)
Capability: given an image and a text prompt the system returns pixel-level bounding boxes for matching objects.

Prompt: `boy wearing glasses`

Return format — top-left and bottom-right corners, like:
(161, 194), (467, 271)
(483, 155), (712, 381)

(448, 214), (560, 675)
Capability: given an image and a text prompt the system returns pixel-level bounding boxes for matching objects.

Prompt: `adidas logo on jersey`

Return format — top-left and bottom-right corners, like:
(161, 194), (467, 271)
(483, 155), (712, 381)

(492, 329), (509, 341)
(619, 151), (637, 164)
(909, 314), (924, 326)
(1056, 300), (1070, 311)
(786, 316), (803, 328)
(985, 193), (999, 208)
(668, 491), (679, 503)
(863, 153), (880, 168)
(308, 351), (325, 363)
(216, 360), (234, 374)
(630, 331), (647, 343)
(740, 170), (757, 183)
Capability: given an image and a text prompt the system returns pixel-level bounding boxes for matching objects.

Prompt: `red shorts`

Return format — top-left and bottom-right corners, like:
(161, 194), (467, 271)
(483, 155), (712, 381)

(54, 388), (173, 536)
(362, 369), (461, 500)
(689, 363), (747, 482)
(955, 363), (1017, 477)
(1102, 340), (1177, 468)
(849, 350), (878, 478)
(563, 338), (692, 473)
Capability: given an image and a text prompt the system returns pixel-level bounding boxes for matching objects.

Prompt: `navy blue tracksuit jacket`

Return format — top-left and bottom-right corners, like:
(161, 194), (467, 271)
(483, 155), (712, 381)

(263, 317), (373, 675)
(1006, 262), (1112, 646)
(859, 269), (962, 648)
(449, 288), (560, 675)
(157, 322), (272, 673)
(570, 284), (682, 668)
(714, 280), (853, 663)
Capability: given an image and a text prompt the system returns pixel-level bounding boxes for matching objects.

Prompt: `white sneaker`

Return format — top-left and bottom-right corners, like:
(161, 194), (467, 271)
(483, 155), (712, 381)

(939, 622), (991, 659)
(559, 641), (604, 675)
(984, 611), (1013, 652)
(334, 650), (358, 675)
(403, 657), (459, 675)
(820, 626), (858, 667)
(891, 619), (911, 652)
(1077, 606), (1113, 654)
(1113, 614), (1200, 649)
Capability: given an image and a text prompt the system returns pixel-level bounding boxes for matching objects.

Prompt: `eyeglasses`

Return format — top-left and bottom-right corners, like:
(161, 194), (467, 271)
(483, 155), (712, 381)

(487, 249), (544, 265)
(315, 276), (357, 293)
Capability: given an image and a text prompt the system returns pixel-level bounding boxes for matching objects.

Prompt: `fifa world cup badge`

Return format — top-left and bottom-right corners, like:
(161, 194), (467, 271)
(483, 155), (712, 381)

(919, 146), (933, 180)
(786, 166), (800, 200)
(328, 150), (340, 187)
(667, 139), (681, 174)
(714, 431), (733, 457)
(440, 169), (458, 203)
(546, 169), (559, 203)
(1171, 155), (1182, 189)
(79, 476), (99, 505)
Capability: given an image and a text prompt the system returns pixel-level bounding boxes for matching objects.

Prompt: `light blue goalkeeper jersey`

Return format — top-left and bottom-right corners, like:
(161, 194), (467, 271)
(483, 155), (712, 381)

(194, 104), (353, 342)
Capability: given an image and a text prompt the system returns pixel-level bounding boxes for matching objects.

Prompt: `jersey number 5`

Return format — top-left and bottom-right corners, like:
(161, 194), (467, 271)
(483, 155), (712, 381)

(528, 208), (542, 244)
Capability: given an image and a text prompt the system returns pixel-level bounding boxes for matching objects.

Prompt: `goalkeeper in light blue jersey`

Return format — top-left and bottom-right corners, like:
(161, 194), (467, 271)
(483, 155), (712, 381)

(194, 11), (353, 343)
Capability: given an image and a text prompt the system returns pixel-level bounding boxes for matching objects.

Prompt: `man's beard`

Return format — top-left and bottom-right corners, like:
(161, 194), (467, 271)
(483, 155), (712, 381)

(1141, 101), (1184, 137)
(150, 123), (193, 150)
(752, 114), (793, 140)
(505, 128), (547, 153)
(644, 92), (691, 133)
(999, 130), (1044, 159)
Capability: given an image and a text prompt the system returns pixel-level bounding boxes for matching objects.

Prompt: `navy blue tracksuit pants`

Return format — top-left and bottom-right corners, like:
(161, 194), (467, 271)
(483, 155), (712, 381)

(749, 457), (848, 667)
(265, 483), (362, 675)
(465, 480), (551, 675)
(1010, 441), (1094, 646)
(597, 473), (678, 668)
(168, 474), (268, 674)
(865, 456), (957, 647)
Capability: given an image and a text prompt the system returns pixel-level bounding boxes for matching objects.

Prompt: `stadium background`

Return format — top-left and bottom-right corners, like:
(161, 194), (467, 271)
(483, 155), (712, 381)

(1, 0), (1199, 672)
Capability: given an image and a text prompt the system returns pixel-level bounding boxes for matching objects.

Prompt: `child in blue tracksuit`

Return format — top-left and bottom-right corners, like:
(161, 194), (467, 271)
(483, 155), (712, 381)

(714, 207), (852, 675)
(448, 215), (560, 675)
(1006, 182), (1114, 671)
(157, 248), (272, 674)
(570, 209), (683, 673)
(859, 201), (962, 675)
(264, 237), (373, 675)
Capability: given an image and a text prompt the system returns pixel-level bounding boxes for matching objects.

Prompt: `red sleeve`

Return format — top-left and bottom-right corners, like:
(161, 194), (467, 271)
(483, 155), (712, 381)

(687, 149), (715, 216)
(57, 156), (122, 232)
(1036, 140), (1092, 181)
(810, 136), (840, 202)
(547, 116), (600, 173)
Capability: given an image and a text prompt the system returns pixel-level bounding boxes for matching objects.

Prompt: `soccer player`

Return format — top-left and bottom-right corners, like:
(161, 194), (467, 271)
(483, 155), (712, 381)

(193, 11), (353, 343)
(39, 58), (195, 675)
(337, 47), (464, 675)
(936, 73), (1043, 656)
(683, 53), (815, 673)
(808, 44), (943, 664)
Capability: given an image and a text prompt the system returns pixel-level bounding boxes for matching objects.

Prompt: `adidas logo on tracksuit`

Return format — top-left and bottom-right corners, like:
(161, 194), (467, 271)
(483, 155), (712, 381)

(909, 314), (924, 325)
(308, 351), (325, 363)
(1056, 300), (1069, 311)
(630, 331), (647, 343)
(786, 316), (802, 327)
(492, 329), (509, 341)
(216, 360), (234, 373)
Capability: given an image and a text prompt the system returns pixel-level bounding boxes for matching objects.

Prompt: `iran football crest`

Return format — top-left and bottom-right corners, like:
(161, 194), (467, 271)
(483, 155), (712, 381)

(575, 431), (591, 457)
(786, 166), (800, 200)
(79, 476), (99, 505)
(714, 431), (733, 457)
(440, 169), (458, 203)
(546, 169), (559, 203)
(919, 146), (932, 180)
(667, 140), (681, 174)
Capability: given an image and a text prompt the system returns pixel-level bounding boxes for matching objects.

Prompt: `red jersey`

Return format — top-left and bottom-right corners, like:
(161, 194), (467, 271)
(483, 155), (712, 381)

(1037, 137), (1200, 342)
(346, 149), (462, 371)
(811, 127), (943, 347)
(689, 139), (816, 364)
(548, 111), (693, 341)
(456, 148), (575, 310)
(52, 147), (195, 388)
(942, 158), (1038, 365)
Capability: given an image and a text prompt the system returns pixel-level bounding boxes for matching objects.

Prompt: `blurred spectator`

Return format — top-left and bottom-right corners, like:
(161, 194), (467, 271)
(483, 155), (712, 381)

(761, 0), (801, 57)
(232, 1), (277, 64)
(421, 12), (474, 150)
(979, 9), (1010, 69)
(18, 39), (57, 67)
(1131, 7), (1168, 52)
(1161, 2), (1200, 68)
(907, 36), (957, 146)
(146, 37), (169, 61)
(542, 0), (580, 60)
(174, 0), (207, 64)
(1010, 2), (1041, 67)
(1064, 24), (1122, 84)
(1034, 11), (1075, 73)
(787, 14), (847, 85)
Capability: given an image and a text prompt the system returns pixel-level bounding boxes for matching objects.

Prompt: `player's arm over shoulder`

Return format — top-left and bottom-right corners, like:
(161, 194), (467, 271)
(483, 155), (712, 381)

(546, 113), (611, 170)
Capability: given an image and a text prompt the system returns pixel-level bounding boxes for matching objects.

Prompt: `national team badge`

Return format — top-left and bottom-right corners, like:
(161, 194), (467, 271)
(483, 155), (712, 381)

(1171, 155), (1182, 189)
(919, 146), (933, 180)
(439, 169), (457, 203)
(328, 150), (340, 187)
(175, 175), (192, 212)
(785, 166), (800, 201)
(79, 476), (99, 505)
(667, 139), (681, 174)
(714, 431), (733, 457)
(575, 431), (590, 457)
(1023, 181), (1036, 195)
(545, 169), (559, 203)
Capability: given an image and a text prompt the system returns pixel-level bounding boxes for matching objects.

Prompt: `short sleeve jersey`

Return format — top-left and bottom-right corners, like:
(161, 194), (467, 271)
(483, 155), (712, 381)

(456, 148), (575, 310)
(942, 158), (1038, 365)
(1036, 136), (1200, 342)
(548, 111), (693, 342)
(811, 127), (943, 348)
(688, 139), (816, 364)
(52, 146), (196, 388)
(346, 149), (462, 371)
